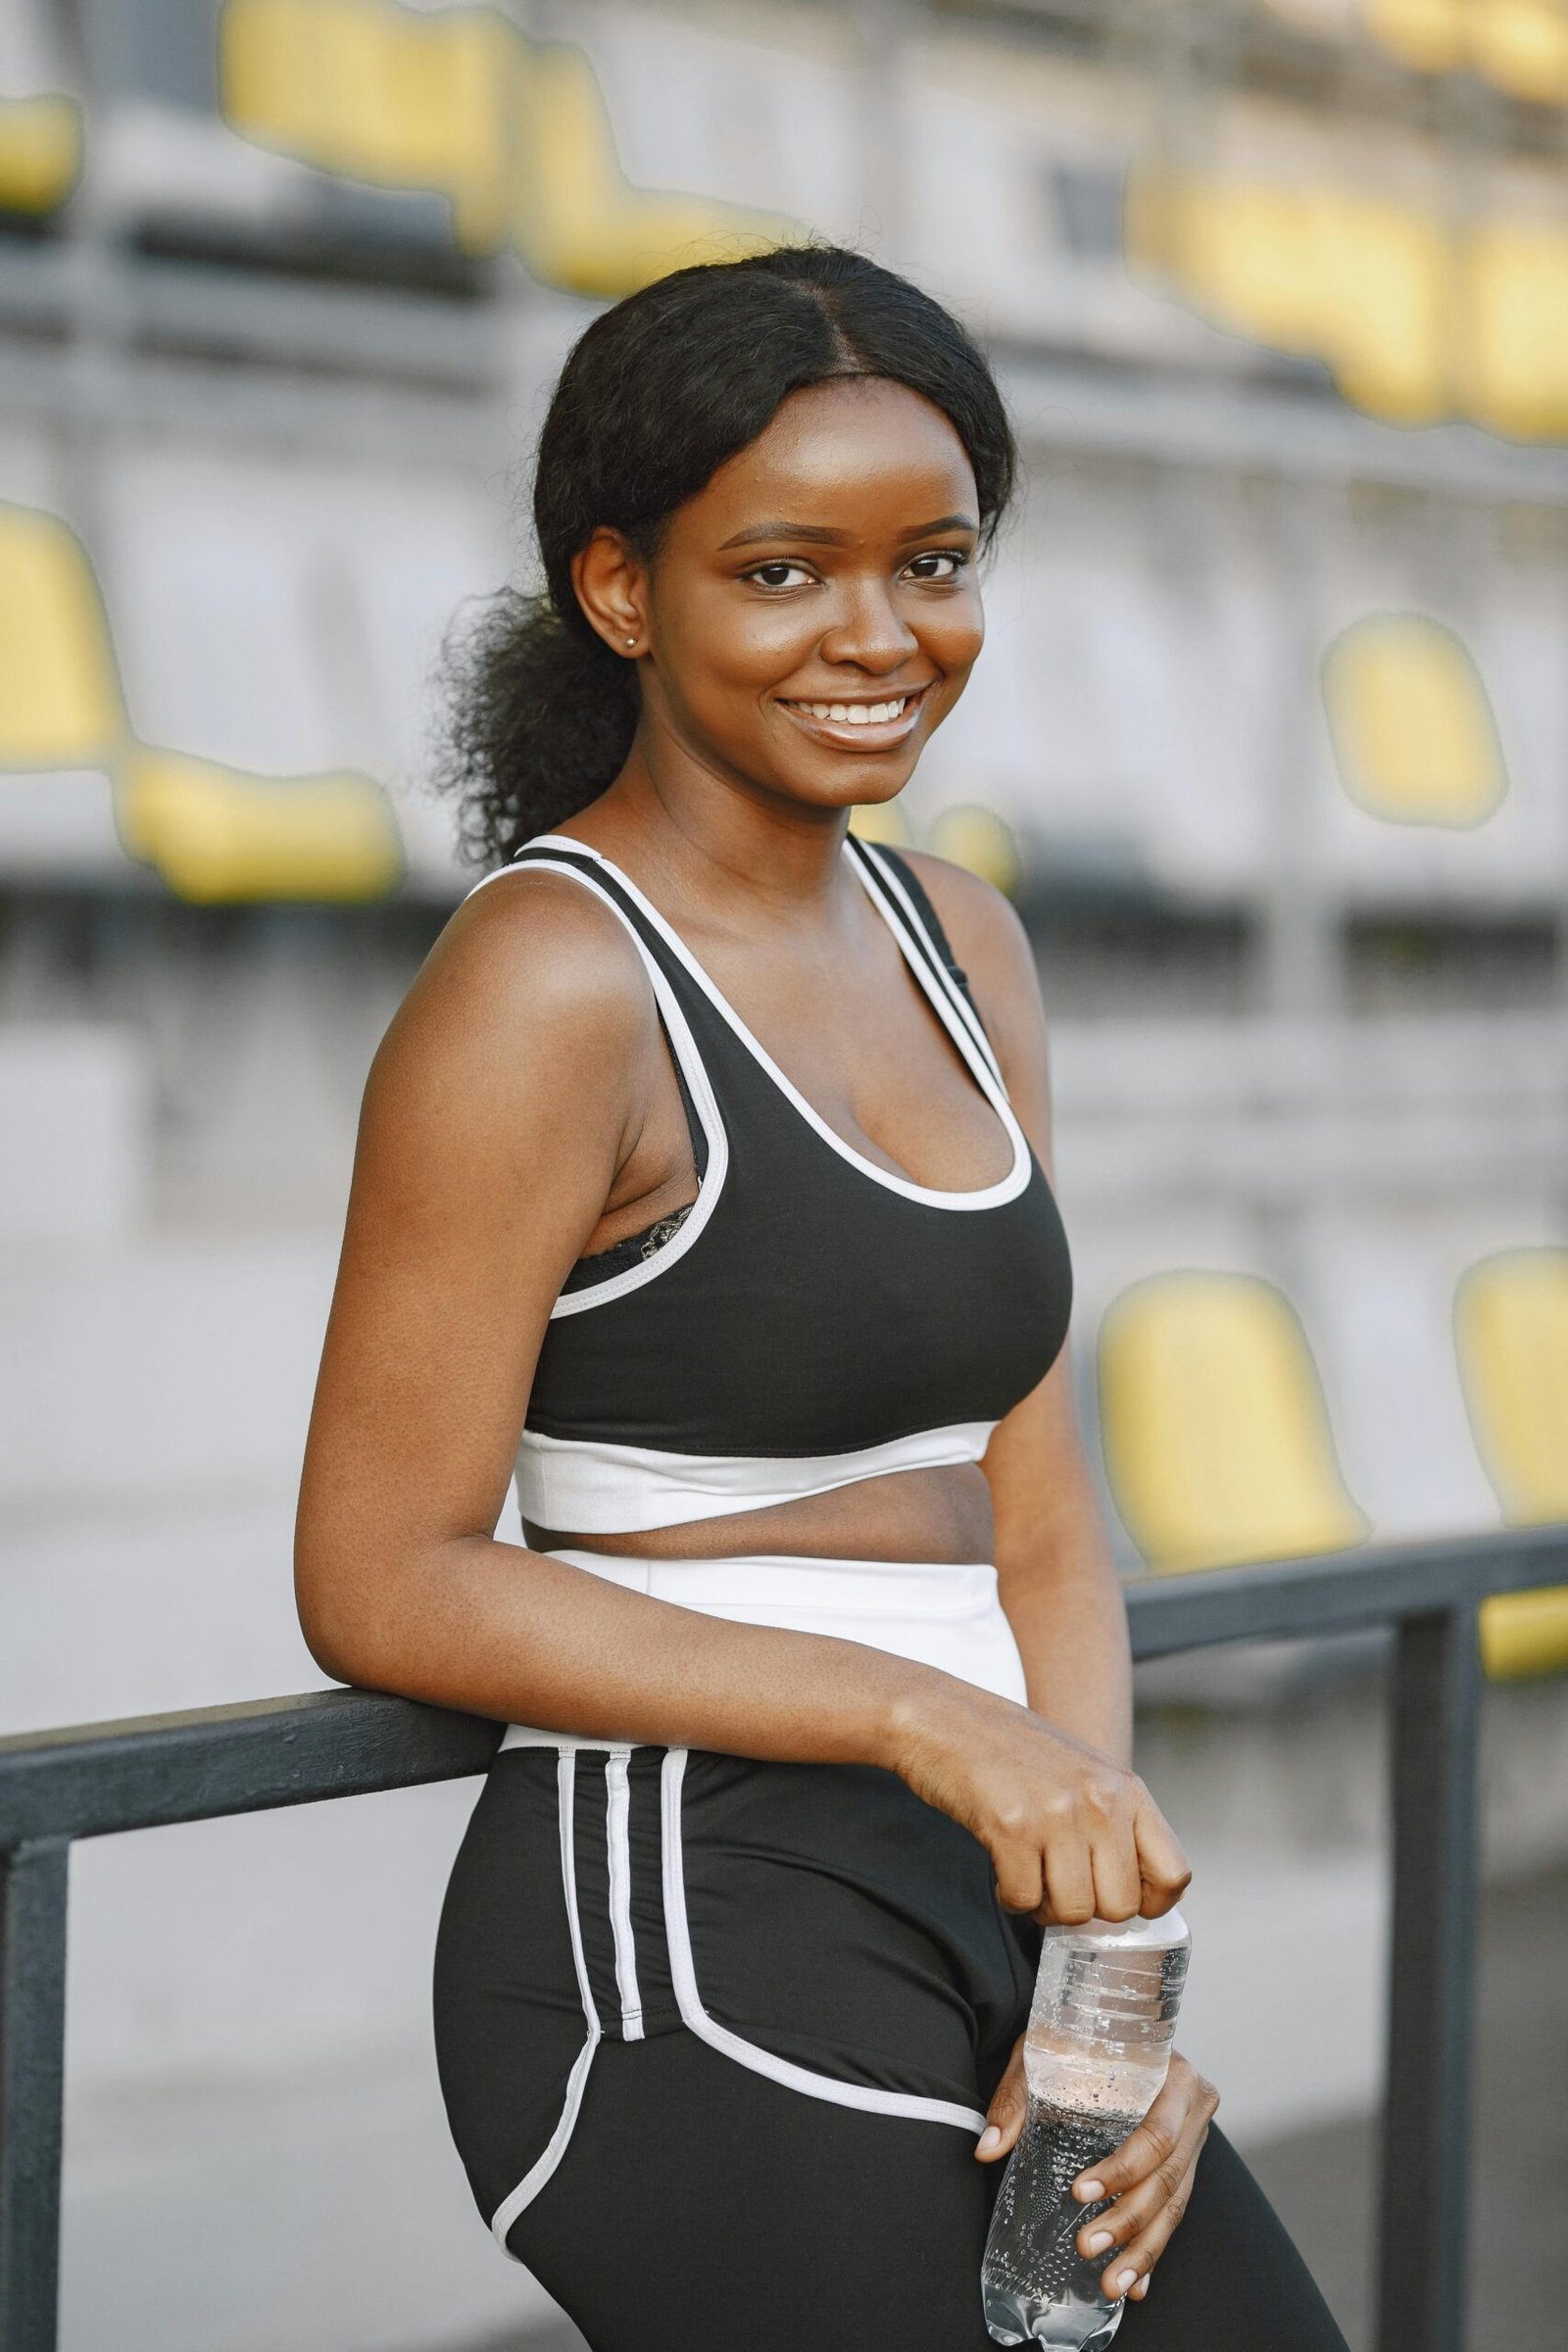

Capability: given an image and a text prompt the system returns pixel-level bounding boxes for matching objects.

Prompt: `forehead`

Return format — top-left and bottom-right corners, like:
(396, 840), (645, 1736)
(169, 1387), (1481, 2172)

(681, 378), (978, 541)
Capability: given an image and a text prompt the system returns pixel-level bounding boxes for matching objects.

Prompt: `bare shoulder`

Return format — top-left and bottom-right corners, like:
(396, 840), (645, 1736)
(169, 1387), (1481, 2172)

(365, 862), (659, 1153)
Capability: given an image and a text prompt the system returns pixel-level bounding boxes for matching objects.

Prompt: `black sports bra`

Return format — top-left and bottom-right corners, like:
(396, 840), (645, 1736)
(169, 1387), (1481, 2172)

(473, 833), (1073, 1536)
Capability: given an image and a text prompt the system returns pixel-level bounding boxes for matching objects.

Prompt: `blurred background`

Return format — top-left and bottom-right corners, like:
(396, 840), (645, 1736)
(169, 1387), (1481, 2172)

(1, 1), (1566, 2346)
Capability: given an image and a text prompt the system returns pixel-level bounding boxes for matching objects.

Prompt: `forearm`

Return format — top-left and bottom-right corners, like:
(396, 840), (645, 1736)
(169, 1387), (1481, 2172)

(997, 1514), (1133, 1765)
(300, 1531), (950, 1769)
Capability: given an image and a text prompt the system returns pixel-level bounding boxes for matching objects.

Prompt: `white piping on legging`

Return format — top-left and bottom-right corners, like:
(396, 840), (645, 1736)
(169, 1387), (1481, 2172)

(658, 1747), (987, 2134)
(605, 1747), (645, 2040)
(489, 1750), (602, 2253)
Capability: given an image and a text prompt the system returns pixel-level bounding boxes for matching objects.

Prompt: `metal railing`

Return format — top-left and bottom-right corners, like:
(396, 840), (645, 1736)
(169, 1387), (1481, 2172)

(2, 1523), (1566, 2352)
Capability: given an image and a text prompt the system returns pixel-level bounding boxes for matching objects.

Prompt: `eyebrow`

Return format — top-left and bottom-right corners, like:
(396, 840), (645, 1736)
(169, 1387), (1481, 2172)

(717, 513), (978, 551)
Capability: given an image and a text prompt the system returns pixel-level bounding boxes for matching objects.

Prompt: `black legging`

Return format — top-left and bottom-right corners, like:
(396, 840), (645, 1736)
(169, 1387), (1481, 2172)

(511, 2030), (1347, 2351)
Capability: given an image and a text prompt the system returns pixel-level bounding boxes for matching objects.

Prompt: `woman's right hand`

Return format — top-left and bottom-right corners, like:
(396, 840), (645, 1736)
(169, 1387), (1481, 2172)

(886, 1677), (1190, 1923)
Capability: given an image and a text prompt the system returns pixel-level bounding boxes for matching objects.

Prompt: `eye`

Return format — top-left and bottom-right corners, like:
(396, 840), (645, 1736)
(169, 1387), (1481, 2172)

(745, 560), (817, 592)
(903, 550), (969, 583)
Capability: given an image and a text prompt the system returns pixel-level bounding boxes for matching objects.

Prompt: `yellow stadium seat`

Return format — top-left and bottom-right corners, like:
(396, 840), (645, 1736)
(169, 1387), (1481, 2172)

(1125, 172), (1450, 425)
(928, 805), (1022, 897)
(848, 801), (913, 850)
(1463, 222), (1568, 443)
(220, 0), (515, 253)
(1320, 613), (1506, 827)
(1314, 193), (1450, 423)
(1455, 1250), (1568, 1679)
(1363, 0), (1468, 73)
(118, 748), (403, 904)
(1098, 1272), (1369, 1575)
(1125, 172), (1320, 358)
(220, 1), (795, 290)
(0, 505), (124, 769)
(0, 93), (81, 216)
(510, 41), (792, 298)
(1469, 0), (1568, 103)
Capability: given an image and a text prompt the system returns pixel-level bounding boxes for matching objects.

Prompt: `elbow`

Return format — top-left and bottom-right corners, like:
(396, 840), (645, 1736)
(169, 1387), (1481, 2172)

(294, 1534), (380, 1690)
(295, 1583), (360, 1690)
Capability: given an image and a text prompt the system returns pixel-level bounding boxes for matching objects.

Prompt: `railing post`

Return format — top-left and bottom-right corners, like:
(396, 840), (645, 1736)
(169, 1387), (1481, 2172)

(0, 1840), (69, 2352)
(1378, 1604), (1482, 2352)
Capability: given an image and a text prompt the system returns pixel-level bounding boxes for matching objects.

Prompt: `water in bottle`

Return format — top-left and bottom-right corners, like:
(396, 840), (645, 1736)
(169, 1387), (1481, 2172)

(980, 1909), (1190, 2348)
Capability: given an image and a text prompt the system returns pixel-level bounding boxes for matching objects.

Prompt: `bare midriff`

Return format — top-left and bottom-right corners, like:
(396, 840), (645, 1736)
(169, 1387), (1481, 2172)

(524, 1460), (995, 1565)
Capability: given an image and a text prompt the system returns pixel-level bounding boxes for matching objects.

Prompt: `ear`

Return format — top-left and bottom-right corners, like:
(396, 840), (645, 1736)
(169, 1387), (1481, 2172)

(572, 527), (649, 660)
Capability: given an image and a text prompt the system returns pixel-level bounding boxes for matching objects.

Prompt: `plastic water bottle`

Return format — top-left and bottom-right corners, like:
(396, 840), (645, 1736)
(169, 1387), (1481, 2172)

(980, 1909), (1191, 2348)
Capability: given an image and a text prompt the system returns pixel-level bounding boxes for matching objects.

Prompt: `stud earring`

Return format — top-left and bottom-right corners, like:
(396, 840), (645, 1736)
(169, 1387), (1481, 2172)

(624, 636), (637, 649)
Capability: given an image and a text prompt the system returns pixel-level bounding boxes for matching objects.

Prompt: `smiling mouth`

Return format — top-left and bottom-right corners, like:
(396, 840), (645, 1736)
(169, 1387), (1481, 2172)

(778, 685), (930, 740)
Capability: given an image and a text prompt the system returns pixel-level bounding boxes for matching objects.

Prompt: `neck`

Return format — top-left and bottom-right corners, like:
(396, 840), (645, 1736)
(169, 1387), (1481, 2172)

(572, 717), (863, 929)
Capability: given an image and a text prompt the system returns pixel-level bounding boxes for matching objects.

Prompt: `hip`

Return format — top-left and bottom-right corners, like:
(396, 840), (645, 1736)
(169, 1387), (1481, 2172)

(433, 1740), (1038, 2253)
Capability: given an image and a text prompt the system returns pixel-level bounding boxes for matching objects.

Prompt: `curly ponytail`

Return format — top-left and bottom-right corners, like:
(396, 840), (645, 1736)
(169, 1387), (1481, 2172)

(439, 244), (1017, 868)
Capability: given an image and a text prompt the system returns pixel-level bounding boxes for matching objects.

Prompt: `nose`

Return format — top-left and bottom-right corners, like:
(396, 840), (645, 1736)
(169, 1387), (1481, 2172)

(817, 576), (919, 676)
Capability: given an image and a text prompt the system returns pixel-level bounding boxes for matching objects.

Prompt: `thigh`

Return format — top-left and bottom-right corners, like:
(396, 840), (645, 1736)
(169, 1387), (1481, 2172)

(1117, 2126), (1349, 2352)
(514, 2029), (1003, 2352)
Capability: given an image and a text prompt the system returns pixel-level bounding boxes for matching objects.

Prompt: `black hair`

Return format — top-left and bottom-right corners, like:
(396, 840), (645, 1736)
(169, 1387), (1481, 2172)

(439, 245), (1016, 866)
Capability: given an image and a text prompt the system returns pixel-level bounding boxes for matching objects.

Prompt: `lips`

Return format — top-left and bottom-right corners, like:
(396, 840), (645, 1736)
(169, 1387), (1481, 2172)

(777, 684), (931, 749)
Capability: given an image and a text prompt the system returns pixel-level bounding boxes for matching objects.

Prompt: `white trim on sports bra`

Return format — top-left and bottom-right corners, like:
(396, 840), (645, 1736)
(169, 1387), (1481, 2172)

(526, 834), (1032, 1214)
(851, 839), (1004, 1087)
(514, 1415), (998, 1535)
(466, 854), (730, 1319)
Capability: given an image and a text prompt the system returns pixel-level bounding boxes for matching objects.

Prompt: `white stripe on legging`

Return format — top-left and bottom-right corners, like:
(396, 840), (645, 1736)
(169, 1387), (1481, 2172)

(489, 1750), (602, 2253)
(605, 1747), (645, 2040)
(658, 1748), (987, 2134)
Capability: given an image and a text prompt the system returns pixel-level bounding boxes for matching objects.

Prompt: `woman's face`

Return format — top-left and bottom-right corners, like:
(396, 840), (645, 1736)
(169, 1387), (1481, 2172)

(577, 377), (986, 817)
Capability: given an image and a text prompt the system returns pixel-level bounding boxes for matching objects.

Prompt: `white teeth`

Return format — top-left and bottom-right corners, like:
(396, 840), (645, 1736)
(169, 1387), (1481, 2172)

(797, 696), (908, 725)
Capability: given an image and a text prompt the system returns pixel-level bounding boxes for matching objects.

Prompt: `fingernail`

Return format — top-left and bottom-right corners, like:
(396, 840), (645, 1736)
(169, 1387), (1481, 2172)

(1075, 2179), (1104, 2201)
(1084, 2230), (1112, 2254)
(976, 2125), (1002, 2156)
(1132, 2278), (1151, 2301)
(1112, 2270), (1138, 2296)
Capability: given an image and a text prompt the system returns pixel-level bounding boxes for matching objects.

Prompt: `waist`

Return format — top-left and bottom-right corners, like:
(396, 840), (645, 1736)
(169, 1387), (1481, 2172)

(500, 1548), (1027, 1750)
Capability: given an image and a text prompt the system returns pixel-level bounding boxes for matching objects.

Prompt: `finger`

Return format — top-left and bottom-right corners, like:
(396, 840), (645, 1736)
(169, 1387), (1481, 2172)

(1074, 2139), (1193, 2258)
(993, 1845), (1045, 1917)
(1041, 1836), (1097, 1927)
(1086, 2056), (1216, 2183)
(1089, 1833), (1142, 1925)
(1097, 2157), (1200, 2302)
(1072, 2075), (1200, 2203)
(1132, 1796), (1191, 1915)
(976, 2037), (1028, 2163)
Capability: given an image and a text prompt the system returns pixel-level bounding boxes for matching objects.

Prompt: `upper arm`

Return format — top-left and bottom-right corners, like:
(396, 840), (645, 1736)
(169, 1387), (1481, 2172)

(295, 873), (656, 1655)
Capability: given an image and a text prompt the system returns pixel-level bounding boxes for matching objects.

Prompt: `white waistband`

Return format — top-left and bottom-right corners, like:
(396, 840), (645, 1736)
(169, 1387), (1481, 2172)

(499, 1549), (1027, 1749)
(514, 1420), (997, 1534)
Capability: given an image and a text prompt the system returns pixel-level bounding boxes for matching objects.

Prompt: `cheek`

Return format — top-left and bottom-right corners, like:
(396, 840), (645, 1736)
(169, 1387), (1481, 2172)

(668, 584), (817, 698)
(919, 592), (985, 686)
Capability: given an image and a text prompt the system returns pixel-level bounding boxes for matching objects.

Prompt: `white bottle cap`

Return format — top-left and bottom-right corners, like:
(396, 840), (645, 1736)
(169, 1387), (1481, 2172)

(1044, 1908), (1190, 1948)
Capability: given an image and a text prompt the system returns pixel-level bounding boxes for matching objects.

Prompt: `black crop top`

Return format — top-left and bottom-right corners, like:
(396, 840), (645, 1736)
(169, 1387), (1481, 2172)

(474, 833), (1073, 1536)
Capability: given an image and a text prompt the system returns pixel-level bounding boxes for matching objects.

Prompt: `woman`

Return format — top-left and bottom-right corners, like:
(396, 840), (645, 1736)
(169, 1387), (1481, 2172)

(296, 246), (1348, 2352)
